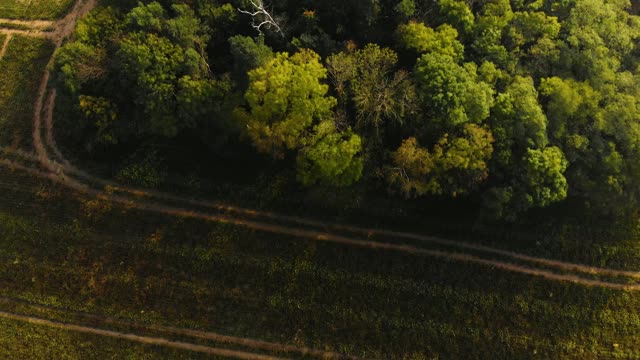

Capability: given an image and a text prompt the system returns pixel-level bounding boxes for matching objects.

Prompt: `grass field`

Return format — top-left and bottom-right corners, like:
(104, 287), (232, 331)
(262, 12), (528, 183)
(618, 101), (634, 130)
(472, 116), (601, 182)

(0, 170), (639, 359)
(0, 0), (74, 20)
(0, 35), (53, 149)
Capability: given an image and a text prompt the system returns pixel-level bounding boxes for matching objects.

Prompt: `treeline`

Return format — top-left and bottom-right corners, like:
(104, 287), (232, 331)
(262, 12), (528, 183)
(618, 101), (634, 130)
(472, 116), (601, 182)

(54, 0), (640, 219)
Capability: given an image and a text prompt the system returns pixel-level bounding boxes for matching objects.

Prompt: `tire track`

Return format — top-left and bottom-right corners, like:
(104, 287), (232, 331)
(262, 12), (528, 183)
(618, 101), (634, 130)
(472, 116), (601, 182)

(0, 296), (359, 360)
(0, 310), (288, 360)
(0, 33), (11, 59)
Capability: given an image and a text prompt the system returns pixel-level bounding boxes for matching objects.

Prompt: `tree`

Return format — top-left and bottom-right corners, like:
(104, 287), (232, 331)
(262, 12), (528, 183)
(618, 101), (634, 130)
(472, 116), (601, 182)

(438, 0), (474, 37)
(485, 146), (568, 219)
(395, 0), (416, 20)
(520, 146), (568, 207)
(78, 95), (119, 146)
(472, 0), (516, 71)
(235, 49), (337, 158)
(397, 22), (464, 61)
(538, 76), (599, 145)
(414, 53), (494, 129)
(296, 120), (363, 186)
(228, 35), (274, 89)
(237, 0), (283, 35)
(561, 0), (640, 85)
(55, 42), (106, 95)
(74, 6), (123, 47)
(489, 75), (548, 169)
(388, 124), (494, 198)
(116, 32), (187, 137)
(503, 11), (560, 54)
(326, 44), (418, 131)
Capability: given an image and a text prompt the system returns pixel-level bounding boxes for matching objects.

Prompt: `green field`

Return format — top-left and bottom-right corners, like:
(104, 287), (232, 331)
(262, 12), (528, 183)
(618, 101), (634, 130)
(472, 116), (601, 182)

(0, 35), (53, 149)
(0, 0), (74, 20)
(0, 170), (639, 359)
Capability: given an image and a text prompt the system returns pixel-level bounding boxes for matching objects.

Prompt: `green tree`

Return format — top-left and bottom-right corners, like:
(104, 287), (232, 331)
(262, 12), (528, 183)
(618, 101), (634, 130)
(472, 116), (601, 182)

(395, 0), (416, 20)
(389, 124), (494, 197)
(117, 32), (186, 137)
(74, 6), (123, 47)
(485, 146), (568, 219)
(490, 75), (548, 169)
(520, 146), (568, 207)
(414, 53), (494, 128)
(228, 35), (274, 90)
(397, 22), (464, 60)
(78, 95), (119, 146)
(296, 120), (363, 186)
(472, 0), (515, 70)
(327, 44), (418, 131)
(561, 0), (640, 85)
(236, 49), (337, 158)
(55, 42), (106, 95)
(438, 0), (474, 37)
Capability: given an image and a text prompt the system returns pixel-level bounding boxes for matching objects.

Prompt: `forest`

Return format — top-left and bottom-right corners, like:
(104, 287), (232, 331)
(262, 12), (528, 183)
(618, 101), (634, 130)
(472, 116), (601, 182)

(53, 0), (640, 220)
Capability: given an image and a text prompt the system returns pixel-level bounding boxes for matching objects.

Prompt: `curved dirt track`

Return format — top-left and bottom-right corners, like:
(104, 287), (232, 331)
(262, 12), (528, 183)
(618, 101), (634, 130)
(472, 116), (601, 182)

(0, 34), (10, 59)
(35, 85), (640, 283)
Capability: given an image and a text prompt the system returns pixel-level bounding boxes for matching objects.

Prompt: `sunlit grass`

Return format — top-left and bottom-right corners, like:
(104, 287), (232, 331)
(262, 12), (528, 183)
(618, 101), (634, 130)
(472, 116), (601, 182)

(0, 0), (74, 20)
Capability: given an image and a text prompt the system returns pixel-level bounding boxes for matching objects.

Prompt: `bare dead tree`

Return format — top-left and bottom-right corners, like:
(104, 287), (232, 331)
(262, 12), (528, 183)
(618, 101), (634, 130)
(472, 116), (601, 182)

(237, 0), (283, 35)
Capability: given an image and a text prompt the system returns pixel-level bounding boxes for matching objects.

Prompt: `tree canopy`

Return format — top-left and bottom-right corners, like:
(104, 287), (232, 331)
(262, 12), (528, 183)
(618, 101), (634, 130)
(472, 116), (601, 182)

(53, 0), (640, 218)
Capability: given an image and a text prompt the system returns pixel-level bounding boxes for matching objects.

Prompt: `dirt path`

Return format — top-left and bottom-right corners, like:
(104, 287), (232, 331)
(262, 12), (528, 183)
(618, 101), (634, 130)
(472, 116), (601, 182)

(0, 18), (54, 29)
(0, 34), (10, 59)
(0, 28), (48, 38)
(0, 310), (287, 360)
(0, 295), (357, 360)
(32, 0), (97, 170)
(49, 0), (96, 45)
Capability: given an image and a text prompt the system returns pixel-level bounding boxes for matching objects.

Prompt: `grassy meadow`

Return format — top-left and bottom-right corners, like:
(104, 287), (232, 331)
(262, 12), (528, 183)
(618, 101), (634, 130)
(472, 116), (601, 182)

(0, 35), (53, 149)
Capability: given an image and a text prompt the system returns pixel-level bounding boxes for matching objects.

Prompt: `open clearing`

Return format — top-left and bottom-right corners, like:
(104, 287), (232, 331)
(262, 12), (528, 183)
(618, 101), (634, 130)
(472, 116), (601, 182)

(0, 0), (74, 20)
